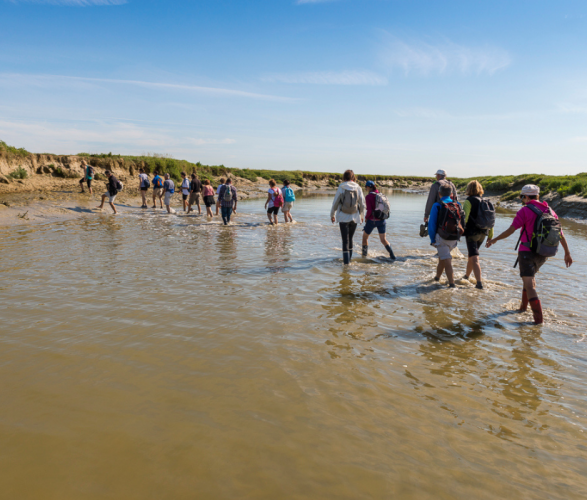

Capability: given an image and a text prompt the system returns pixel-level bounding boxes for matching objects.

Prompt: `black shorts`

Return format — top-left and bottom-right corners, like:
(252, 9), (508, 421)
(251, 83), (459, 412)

(518, 251), (547, 278)
(182, 194), (188, 201)
(140, 186), (149, 191)
(204, 195), (215, 207)
(267, 206), (279, 215)
(465, 234), (485, 258)
(80, 178), (92, 188)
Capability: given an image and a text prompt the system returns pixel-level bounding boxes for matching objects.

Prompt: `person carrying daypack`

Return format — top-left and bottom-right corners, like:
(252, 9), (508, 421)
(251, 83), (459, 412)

(138, 168), (150, 208)
(265, 179), (283, 225)
(424, 169), (459, 224)
(180, 172), (191, 212)
(330, 170), (366, 265)
(428, 183), (465, 288)
(361, 181), (396, 260)
(218, 178), (237, 225)
(79, 162), (94, 194)
(94, 170), (119, 214)
(487, 184), (573, 324)
(151, 171), (164, 209)
(163, 173), (175, 214)
(281, 179), (296, 223)
(462, 180), (495, 289)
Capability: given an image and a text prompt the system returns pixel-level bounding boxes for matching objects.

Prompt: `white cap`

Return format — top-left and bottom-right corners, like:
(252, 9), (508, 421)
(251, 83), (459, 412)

(521, 184), (540, 196)
(435, 169), (447, 177)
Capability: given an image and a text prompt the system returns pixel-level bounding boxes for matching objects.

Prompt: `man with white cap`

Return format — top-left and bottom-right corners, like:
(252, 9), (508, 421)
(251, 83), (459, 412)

(424, 169), (458, 223)
(486, 184), (573, 324)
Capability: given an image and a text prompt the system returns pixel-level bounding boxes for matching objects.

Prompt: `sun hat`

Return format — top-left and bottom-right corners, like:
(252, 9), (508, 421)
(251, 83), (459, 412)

(365, 180), (375, 188)
(435, 169), (447, 177)
(521, 184), (540, 196)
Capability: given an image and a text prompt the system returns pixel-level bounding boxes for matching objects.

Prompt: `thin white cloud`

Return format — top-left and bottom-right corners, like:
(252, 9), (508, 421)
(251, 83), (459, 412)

(262, 70), (387, 86)
(380, 35), (511, 76)
(0, 73), (296, 102)
(7, 0), (125, 5)
(190, 138), (236, 146)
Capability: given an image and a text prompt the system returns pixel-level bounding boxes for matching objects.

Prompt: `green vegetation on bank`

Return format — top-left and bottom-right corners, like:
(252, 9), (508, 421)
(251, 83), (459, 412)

(453, 173), (587, 199)
(0, 140), (29, 158)
(8, 167), (28, 180)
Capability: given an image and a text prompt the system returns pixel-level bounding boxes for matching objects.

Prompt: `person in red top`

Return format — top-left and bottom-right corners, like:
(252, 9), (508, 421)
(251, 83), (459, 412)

(486, 184), (573, 324)
(361, 181), (396, 260)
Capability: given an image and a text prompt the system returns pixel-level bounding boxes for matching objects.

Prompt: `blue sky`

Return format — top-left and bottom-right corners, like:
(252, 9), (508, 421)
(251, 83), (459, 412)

(1, 0), (586, 177)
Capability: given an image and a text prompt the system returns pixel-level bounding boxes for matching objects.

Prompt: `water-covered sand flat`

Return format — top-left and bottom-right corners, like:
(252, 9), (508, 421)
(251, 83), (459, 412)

(1, 192), (586, 499)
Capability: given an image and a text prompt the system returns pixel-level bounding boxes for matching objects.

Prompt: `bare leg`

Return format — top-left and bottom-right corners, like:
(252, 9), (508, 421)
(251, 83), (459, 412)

(443, 258), (455, 285)
(522, 276), (538, 300)
(197, 202), (202, 215)
(470, 256), (482, 283)
(267, 212), (274, 224)
(465, 259), (473, 279)
(95, 195), (107, 209)
(109, 201), (117, 214)
(435, 260), (445, 280)
(378, 233), (390, 247)
(273, 213), (278, 225)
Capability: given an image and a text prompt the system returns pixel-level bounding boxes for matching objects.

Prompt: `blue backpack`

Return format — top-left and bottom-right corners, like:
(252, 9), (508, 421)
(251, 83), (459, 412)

(283, 186), (295, 203)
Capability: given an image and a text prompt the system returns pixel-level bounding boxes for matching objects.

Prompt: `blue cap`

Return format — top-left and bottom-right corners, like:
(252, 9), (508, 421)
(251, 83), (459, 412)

(365, 180), (375, 188)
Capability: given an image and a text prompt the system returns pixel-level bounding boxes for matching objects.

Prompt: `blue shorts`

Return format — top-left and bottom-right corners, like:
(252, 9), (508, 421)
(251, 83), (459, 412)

(364, 219), (386, 235)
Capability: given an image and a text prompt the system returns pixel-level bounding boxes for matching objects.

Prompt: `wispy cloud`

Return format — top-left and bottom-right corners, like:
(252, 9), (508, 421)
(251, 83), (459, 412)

(190, 138), (236, 146)
(6, 0), (126, 5)
(380, 35), (511, 76)
(262, 70), (387, 86)
(0, 73), (295, 102)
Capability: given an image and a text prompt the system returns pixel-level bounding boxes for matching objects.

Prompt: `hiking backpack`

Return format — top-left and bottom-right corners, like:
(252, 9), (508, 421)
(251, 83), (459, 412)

(470, 197), (496, 234)
(437, 202), (465, 241)
(340, 189), (358, 214)
(116, 180), (123, 192)
(153, 177), (162, 188)
(273, 188), (284, 208)
(141, 176), (150, 189)
(86, 165), (95, 178)
(223, 185), (233, 202)
(373, 193), (390, 220)
(283, 186), (296, 203)
(519, 205), (562, 257)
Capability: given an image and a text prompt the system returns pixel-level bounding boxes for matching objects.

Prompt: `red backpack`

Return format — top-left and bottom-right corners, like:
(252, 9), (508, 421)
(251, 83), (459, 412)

(437, 202), (465, 241)
(273, 188), (284, 208)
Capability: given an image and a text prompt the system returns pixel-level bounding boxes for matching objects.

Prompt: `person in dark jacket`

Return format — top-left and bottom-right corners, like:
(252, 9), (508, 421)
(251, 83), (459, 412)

(217, 178), (238, 225)
(187, 173), (203, 215)
(424, 169), (458, 223)
(361, 181), (395, 260)
(95, 170), (119, 214)
(462, 181), (493, 290)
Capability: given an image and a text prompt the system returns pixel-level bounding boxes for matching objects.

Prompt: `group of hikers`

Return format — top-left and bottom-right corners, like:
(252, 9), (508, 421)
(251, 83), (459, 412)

(329, 168), (573, 325)
(84, 162), (574, 325)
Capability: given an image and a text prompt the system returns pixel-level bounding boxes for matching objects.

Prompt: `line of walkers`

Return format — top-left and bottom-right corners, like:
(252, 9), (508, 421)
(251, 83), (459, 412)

(136, 170), (296, 225)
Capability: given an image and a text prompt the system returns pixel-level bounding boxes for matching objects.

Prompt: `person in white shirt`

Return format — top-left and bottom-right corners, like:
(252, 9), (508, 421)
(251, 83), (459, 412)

(180, 172), (191, 212)
(138, 168), (150, 208)
(330, 170), (366, 265)
(215, 177), (225, 216)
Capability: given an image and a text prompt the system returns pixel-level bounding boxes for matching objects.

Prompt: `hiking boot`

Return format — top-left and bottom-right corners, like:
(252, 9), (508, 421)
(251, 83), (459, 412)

(475, 282), (484, 290)
(385, 244), (396, 260)
(362, 245), (368, 258)
(463, 275), (470, 281)
(530, 297), (543, 324)
(343, 252), (350, 265)
(448, 283), (456, 288)
(434, 276), (441, 282)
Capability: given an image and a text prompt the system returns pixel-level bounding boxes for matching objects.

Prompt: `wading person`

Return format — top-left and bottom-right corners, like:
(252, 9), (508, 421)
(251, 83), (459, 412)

(462, 180), (495, 290)
(138, 168), (150, 208)
(180, 172), (191, 212)
(424, 169), (458, 224)
(218, 178), (237, 225)
(330, 170), (365, 265)
(428, 183), (465, 288)
(187, 173), (202, 215)
(486, 184), (573, 324)
(79, 162), (94, 194)
(151, 170), (164, 209)
(282, 179), (296, 223)
(202, 179), (215, 217)
(361, 181), (395, 260)
(215, 178), (226, 216)
(94, 170), (120, 214)
(265, 179), (283, 225)
(163, 173), (175, 214)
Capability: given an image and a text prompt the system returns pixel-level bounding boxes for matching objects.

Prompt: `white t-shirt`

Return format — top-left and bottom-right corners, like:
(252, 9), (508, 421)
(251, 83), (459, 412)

(217, 184), (224, 195)
(267, 188), (280, 208)
(139, 173), (148, 187)
(181, 178), (190, 195)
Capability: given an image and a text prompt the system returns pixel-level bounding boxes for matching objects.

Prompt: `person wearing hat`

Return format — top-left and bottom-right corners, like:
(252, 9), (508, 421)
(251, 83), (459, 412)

(424, 169), (458, 223)
(486, 184), (573, 324)
(361, 180), (396, 260)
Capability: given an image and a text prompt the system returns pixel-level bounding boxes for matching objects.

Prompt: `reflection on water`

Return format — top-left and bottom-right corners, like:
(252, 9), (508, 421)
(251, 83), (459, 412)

(0, 191), (586, 499)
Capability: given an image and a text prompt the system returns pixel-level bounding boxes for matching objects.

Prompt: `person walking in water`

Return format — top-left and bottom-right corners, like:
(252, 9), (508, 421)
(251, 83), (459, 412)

(94, 170), (120, 214)
(215, 178), (225, 216)
(138, 168), (150, 208)
(218, 178), (237, 225)
(486, 184), (573, 324)
(330, 170), (365, 265)
(202, 179), (216, 217)
(462, 180), (495, 289)
(79, 161), (94, 194)
(428, 183), (465, 288)
(187, 173), (202, 215)
(180, 172), (191, 212)
(265, 179), (283, 225)
(282, 179), (296, 223)
(361, 181), (395, 260)
(163, 173), (175, 214)
(152, 170), (164, 209)
(424, 169), (458, 224)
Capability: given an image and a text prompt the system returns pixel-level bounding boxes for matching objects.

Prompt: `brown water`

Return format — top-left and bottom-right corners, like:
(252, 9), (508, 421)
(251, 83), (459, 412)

(1, 191), (586, 499)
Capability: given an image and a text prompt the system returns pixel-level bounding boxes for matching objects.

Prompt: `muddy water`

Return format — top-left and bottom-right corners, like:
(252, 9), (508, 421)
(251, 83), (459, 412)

(1, 191), (586, 500)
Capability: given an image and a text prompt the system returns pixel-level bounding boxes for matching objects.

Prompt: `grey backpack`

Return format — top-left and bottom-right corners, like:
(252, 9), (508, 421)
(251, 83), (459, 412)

(340, 189), (358, 214)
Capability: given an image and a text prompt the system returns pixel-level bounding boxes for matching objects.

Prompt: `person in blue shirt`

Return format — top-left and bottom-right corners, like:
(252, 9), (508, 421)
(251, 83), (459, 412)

(151, 171), (164, 209)
(428, 183), (464, 288)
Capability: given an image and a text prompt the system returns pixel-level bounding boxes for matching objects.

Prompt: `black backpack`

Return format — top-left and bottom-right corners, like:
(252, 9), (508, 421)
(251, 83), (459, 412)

(437, 202), (465, 241)
(471, 197), (496, 234)
(517, 205), (562, 257)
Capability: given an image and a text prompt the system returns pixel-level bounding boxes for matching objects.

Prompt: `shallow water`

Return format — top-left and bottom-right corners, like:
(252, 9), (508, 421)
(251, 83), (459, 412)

(1, 191), (586, 499)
